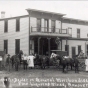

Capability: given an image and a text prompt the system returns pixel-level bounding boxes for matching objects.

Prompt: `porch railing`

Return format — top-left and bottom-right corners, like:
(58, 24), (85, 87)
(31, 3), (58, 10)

(31, 27), (72, 35)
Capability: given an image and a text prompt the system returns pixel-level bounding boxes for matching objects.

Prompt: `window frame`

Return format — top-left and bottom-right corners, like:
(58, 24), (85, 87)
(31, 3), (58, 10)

(4, 20), (8, 33)
(37, 18), (41, 32)
(16, 18), (20, 32)
(4, 40), (8, 54)
(51, 20), (56, 33)
(77, 28), (80, 38)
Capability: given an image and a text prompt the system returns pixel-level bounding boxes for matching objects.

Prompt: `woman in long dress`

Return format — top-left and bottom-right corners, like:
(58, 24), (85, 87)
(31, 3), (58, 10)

(27, 54), (35, 68)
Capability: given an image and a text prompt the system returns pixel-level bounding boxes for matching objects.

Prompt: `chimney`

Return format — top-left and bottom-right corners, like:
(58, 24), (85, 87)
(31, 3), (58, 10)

(1, 11), (5, 18)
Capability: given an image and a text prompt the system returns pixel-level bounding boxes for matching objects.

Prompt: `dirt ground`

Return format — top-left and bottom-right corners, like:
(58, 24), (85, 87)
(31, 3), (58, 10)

(0, 66), (88, 88)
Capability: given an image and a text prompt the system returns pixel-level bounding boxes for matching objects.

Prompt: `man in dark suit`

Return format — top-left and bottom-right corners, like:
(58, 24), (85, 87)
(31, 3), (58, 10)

(6, 54), (11, 71)
(74, 58), (80, 73)
(14, 55), (20, 71)
(23, 54), (28, 70)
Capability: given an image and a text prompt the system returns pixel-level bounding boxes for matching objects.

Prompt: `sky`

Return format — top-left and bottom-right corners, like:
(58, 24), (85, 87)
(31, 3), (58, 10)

(0, 0), (88, 20)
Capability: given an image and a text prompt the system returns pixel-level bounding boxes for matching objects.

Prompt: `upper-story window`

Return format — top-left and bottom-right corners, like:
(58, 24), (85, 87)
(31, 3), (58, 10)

(4, 20), (8, 33)
(77, 28), (80, 38)
(16, 19), (20, 32)
(68, 27), (72, 35)
(37, 18), (41, 32)
(51, 20), (55, 33)
(44, 19), (49, 32)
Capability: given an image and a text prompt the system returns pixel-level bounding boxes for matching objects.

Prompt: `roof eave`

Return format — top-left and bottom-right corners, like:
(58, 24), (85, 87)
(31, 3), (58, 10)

(26, 8), (66, 17)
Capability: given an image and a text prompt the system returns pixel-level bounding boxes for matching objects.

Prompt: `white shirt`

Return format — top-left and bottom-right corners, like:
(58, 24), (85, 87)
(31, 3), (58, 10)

(21, 55), (28, 60)
(50, 53), (57, 58)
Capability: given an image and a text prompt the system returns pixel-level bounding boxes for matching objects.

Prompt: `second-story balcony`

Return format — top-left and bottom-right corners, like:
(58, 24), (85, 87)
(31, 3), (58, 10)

(30, 27), (72, 38)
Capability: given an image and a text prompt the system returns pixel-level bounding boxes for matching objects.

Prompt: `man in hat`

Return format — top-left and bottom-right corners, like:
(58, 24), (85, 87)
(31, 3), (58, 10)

(14, 55), (20, 71)
(74, 57), (80, 73)
(6, 54), (11, 71)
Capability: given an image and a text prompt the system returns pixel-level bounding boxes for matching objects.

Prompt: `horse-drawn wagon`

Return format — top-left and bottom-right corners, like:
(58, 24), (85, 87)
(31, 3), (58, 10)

(77, 57), (87, 71)
(50, 50), (68, 68)
(51, 50), (67, 57)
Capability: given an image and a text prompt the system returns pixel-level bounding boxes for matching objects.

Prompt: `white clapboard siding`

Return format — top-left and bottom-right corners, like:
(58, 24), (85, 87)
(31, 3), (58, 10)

(0, 17), (29, 56)
(62, 23), (88, 38)
(8, 19), (16, 55)
(0, 21), (4, 51)
(20, 17), (29, 55)
(62, 40), (86, 58)
(30, 17), (37, 32)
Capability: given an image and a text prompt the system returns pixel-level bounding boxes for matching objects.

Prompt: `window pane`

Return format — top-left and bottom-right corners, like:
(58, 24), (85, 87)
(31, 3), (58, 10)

(4, 20), (8, 32)
(77, 29), (80, 38)
(16, 19), (20, 31)
(37, 18), (41, 32)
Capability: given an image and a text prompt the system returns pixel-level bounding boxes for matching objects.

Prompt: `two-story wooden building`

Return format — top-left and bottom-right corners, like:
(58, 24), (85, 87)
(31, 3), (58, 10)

(0, 8), (88, 58)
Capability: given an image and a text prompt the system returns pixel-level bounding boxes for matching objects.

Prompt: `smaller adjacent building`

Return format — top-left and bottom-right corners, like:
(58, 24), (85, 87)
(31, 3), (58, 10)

(0, 8), (88, 58)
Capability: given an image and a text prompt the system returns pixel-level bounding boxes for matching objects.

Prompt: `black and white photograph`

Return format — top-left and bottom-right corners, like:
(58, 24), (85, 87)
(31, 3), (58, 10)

(0, 0), (88, 88)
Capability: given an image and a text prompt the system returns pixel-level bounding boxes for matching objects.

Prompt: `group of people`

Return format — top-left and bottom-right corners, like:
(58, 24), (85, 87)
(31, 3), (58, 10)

(5, 50), (36, 71)
(21, 54), (35, 70)
(5, 49), (88, 73)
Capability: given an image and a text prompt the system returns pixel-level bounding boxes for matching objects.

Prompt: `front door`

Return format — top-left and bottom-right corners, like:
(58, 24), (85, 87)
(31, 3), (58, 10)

(40, 38), (48, 55)
(72, 47), (76, 58)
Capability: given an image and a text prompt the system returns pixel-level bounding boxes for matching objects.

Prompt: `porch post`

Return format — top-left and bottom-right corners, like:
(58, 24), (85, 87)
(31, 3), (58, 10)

(47, 38), (51, 56)
(85, 40), (87, 57)
(66, 38), (68, 55)
(38, 37), (41, 55)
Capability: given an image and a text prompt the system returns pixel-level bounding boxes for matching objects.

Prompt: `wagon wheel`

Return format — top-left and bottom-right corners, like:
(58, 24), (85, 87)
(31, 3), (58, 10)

(79, 62), (85, 69)
(53, 60), (60, 68)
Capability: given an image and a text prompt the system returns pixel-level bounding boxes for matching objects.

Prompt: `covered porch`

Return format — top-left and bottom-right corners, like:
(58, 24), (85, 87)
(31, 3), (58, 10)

(29, 35), (70, 56)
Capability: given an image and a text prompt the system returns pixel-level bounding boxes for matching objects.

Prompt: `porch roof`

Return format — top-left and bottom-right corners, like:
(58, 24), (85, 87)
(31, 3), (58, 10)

(26, 8), (65, 17)
(30, 32), (71, 38)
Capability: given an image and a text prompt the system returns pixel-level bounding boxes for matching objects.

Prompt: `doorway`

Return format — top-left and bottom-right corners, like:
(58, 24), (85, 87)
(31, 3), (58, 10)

(41, 38), (48, 55)
(72, 47), (76, 58)
(34, 38), (57, 55)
